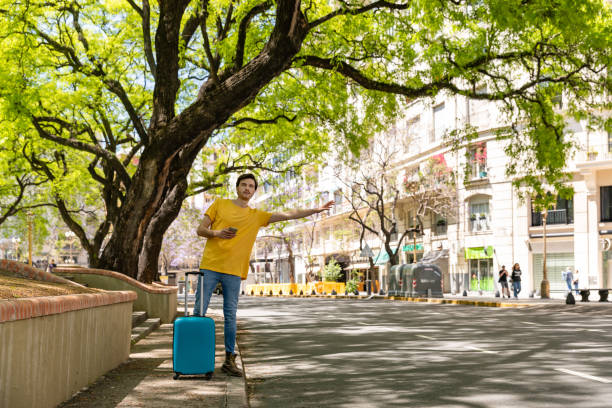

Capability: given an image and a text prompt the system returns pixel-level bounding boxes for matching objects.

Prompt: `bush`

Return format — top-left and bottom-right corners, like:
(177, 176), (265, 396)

(323, 259), (342, 282)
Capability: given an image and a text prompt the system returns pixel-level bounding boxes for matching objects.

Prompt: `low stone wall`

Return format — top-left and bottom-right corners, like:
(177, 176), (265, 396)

(0, 289), (136, 408)
(55, 268), (178, 324)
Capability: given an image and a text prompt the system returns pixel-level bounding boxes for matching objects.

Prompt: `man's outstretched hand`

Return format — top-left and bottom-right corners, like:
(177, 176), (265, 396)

(316, 200), (335, 213)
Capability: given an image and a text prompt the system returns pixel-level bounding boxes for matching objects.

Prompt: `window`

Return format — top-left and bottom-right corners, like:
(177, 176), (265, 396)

(405, 116), (420, 152)
(468, 143), (487, 180)
(469, 259), (494, 291)
(608, 131), (612, 153)
(433, 104), (447, 142)
(469, 200), (490, 232)
(531, 196), (574, 226)
(333, 190), (343, 205)
(602, 186), (612, 222)
(433, 214), (447, 235)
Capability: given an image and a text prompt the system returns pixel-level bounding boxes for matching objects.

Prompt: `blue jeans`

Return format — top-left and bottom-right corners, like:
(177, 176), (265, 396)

(574, 282), (579, 295)
(565, 278), (573, 291)
(512, 281), (521, 298)
(193, 269), (242, 353)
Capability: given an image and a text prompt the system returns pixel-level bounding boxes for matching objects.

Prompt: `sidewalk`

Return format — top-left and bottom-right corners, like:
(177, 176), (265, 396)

(59, 312), (248, 408)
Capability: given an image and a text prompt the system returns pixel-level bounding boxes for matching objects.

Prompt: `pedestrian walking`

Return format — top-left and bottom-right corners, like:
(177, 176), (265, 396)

(46, 259), (57, 273)
(193, 173), (333, 377)
(562, 267), (574, 292)
(498, 265), (510, 298)
(510, 263), (522, 299)
(573, 269), (580, 295)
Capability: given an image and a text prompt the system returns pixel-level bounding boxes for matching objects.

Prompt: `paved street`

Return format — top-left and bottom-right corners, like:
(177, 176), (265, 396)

(234, 297), (612, 408)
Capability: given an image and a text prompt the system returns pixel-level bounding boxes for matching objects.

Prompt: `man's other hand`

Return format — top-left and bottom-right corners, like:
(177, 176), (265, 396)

(217, 228), (237, 239)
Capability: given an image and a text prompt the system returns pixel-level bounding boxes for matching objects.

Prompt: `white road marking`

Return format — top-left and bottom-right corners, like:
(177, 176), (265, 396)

(465, 346), (496, 354)
(574, 328), (606, 333)
(522, 321), (538, 325)
(416, 334), (436, 340)
(554, 368), (612, 383)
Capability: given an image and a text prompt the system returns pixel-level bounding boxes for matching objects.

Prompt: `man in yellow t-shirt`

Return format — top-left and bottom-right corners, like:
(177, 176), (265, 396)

(194, 173), (333, 377)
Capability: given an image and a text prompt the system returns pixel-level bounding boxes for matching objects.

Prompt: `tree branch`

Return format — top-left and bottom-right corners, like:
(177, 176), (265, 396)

(32, 116), (132, 189)
(142, 0), (157, 79)
(224, 114), (296, 128)
(235, 1), (272, 70)
(308, 1), (409, 30)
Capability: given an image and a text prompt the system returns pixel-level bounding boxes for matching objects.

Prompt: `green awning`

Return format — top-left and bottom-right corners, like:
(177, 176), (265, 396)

(372, 246), (401, 265)
(373, 252), (389, 265)
(465, 246), (494, 259)
(402, 243), (424, 252)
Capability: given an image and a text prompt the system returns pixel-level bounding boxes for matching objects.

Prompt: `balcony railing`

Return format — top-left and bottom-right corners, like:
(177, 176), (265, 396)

(576, 143), (612, 162)
(468, 162), (488, 180)
(531, 209), (573, 226)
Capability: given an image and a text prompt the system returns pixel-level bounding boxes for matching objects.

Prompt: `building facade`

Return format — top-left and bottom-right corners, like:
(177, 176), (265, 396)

(249, 92), (612, 297)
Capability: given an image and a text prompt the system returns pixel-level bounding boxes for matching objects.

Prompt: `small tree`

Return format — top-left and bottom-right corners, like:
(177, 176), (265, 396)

(403, 155), (458, 261)
(323, 259), (342, 282)
(345, 270), (362, 294)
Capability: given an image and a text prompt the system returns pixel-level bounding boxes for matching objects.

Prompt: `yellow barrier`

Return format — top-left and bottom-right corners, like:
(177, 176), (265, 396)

(246, 282), (345, 296)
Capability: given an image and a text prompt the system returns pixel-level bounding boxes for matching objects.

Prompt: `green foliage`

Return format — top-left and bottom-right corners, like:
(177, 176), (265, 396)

(345, 270), (362, 293)
(322, 258), (342, 282)
(0, 0), (609, 273)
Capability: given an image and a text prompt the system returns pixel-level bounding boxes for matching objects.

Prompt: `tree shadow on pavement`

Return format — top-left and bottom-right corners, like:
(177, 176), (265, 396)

(238, 298), (612, 408)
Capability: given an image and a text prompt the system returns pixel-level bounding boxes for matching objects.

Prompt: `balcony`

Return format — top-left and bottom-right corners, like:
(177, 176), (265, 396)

(469, 216), (490, 233)
(531, 209), (573, 226)
(576, 143), (612, 163)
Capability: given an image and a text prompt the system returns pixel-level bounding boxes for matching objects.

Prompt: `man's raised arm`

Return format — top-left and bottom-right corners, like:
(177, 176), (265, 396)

(268, 200), (334, 224)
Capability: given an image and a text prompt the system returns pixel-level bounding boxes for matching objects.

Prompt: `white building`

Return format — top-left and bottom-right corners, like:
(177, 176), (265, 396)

(250, 92), (612, 297)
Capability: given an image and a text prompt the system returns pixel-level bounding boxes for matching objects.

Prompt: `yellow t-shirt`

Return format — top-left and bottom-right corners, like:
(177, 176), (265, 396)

(199, 199), (271, 279)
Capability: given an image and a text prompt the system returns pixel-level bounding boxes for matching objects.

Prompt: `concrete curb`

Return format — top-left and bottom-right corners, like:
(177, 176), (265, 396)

(229, 338), (249, 407)
(244, 293), (533, 308)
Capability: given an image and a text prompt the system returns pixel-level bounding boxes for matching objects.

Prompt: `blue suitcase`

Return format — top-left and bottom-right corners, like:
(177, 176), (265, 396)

(173, 271), (215, 380)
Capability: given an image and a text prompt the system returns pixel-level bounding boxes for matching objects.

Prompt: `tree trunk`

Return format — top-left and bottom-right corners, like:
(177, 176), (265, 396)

(95, 1), (309, 281)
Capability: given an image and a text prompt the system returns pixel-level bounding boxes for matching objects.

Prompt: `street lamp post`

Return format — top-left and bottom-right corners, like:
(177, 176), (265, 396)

(27, 212), (33, 266)
(541, 208), (550, 298)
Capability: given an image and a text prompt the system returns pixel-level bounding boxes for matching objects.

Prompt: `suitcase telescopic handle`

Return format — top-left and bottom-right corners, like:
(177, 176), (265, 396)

(184, 271), (205, 317)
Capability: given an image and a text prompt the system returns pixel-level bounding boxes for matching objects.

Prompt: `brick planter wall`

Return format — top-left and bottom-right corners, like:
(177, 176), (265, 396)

(55, 267), (177, 323)
(0, 259), (137, 408)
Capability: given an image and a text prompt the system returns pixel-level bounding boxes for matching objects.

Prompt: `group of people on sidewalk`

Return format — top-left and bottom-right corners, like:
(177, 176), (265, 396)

(498, 264), (580, 299)
(562, 267), (580, 295)
(497, 264), (523, 299)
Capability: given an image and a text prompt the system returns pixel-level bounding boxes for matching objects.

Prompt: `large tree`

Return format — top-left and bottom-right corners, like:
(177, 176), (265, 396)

(0, 0), (609, 281)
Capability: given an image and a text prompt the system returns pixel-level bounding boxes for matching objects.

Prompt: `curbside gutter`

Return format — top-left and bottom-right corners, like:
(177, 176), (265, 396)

(244, 293), (530, 308)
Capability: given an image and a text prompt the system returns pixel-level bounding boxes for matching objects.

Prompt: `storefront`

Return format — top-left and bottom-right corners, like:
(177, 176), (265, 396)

(532, 252), (575, 291)
(465, 246), (494, 292)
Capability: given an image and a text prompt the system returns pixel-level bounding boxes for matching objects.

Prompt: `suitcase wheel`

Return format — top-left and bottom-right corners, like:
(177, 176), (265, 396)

(173, 373), (180, 380)
(205, 372), (213, 381)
